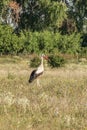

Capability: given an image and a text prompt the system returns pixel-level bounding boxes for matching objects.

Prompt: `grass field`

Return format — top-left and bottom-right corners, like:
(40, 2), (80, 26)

(0, 56), (87, 130)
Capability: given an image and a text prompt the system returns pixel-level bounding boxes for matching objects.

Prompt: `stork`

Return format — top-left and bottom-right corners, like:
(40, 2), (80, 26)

(29, 54), (48, 86)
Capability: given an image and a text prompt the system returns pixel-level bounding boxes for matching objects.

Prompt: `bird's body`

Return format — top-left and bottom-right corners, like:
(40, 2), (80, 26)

(29, 69), (43, 83)
(29, 54), (47, 84)
(29, 69), (37, 83)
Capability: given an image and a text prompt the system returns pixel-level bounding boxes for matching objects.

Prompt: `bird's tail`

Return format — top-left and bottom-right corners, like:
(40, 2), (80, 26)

(29, 75), (36, 83)
(28, 79), (32, 83)
(28, 70), (37, 83)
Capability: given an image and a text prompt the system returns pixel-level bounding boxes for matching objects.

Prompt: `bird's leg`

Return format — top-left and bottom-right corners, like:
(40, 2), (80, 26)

(37, 78), (40, 87)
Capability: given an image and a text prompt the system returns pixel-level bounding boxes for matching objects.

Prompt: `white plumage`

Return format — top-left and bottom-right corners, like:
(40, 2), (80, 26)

(36, 56), (44, 74)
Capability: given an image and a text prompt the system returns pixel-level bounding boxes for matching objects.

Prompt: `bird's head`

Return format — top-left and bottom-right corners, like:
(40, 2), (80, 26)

(41, 54), (48, 60)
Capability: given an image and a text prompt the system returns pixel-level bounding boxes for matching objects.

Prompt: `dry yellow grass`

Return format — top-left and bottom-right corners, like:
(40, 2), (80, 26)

(0, 56), (87, 130)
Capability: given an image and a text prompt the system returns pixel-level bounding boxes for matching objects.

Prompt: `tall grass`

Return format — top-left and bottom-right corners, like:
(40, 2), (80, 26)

(0, 56), (87, 130)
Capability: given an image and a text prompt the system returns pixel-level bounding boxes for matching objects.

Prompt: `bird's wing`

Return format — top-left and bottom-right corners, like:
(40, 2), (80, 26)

(29, 69), (43, 83)
(29, 69), (37, 83)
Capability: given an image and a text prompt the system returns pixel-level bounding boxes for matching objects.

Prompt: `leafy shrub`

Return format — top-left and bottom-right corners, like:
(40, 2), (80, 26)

(48, 54), (66, 68)
(26, 32), (39, 53)
(30, 55), (41, 68)
(80, 47), (87, 58)
(0, 24), (26, 54)
(56, 33), (82, 54)
(38, 31), (54, 53)
(0, 24), (82, 55)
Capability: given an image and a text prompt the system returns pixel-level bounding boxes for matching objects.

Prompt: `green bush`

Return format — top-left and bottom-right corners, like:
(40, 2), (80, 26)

(0, 24), (12, 54)
(30, 55), (41, 68)
(0, 24), (82, 55)
(80, 47), (87, 58)
(38, 31), (54, 53)
(0, 24), (26, 54)
(48, 54), (66, 68)
(26, 32), (39, 53)
(56, 33), (81, 54)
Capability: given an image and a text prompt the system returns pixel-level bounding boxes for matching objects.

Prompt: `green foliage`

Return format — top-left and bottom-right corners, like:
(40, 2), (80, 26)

(0, 24), (26, 54)
(49, 32), (81, 55)
(80, 47), (87, 58)
(58, 33), (82, 54)
(28, 32), (40, 53)
(68, 0), (87, 32)
(0, 0), (10, 15)
(0, 24), (12, 54)
(0, 24), (82, 56)
(48, 2), (67, 29)
(0, 0), (87, 34)
(38, 31), (54, 53)
(0, 0), (68, 32)
(48, 54), (66, 68)
(30, 55), (41, 68)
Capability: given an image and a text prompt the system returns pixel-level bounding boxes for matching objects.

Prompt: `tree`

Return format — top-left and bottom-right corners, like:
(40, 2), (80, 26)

(48, 1), (67, 32)
(68, 0), (87, 32)
(0, 0), (10, 20)
(0, 0), (68, 32)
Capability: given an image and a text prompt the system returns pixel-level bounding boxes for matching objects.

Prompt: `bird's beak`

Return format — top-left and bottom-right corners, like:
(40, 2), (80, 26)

(43, 55), (48, 60)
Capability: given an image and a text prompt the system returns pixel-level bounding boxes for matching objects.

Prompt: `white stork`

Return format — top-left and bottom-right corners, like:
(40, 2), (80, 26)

(29, 54), (48, 86)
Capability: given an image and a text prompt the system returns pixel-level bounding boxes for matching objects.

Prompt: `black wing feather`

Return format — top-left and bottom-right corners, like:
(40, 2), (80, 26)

(29, 69), (43, 83)
(29, 69), (37, 83)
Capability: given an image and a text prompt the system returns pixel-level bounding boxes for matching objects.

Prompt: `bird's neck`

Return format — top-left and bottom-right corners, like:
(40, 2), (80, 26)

(41, 57), (44, 67)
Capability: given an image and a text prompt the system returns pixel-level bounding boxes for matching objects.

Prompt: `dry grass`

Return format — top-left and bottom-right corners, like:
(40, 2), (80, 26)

(0, 56), (87, 130)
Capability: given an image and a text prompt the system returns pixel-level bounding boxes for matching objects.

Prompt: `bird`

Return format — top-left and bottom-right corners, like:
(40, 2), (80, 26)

(29, 54), (48, 86)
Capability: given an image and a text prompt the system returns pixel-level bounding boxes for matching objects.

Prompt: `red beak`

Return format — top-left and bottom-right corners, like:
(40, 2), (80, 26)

(43, 55), (48, 60)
